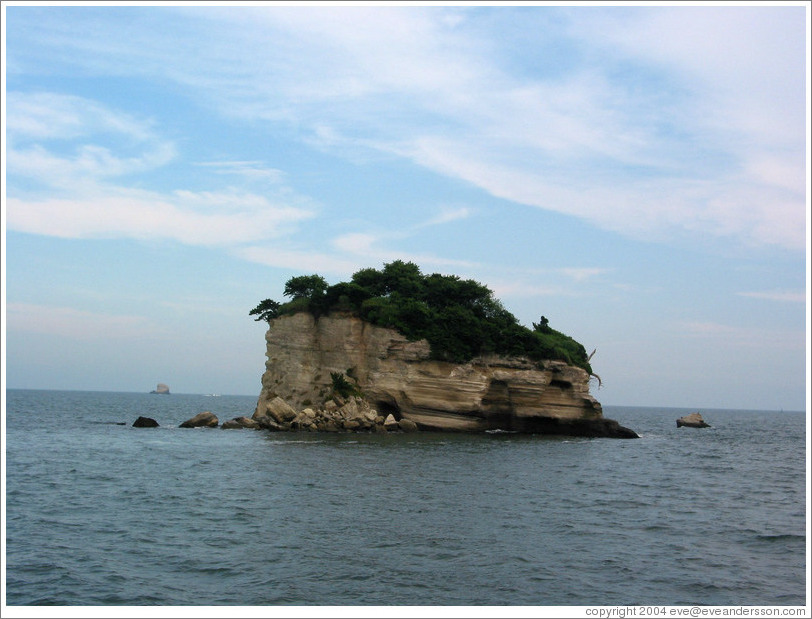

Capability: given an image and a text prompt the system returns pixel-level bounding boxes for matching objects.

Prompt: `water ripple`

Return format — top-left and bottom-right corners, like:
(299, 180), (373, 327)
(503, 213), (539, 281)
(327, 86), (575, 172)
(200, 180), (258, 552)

(4, 393), (806, 606)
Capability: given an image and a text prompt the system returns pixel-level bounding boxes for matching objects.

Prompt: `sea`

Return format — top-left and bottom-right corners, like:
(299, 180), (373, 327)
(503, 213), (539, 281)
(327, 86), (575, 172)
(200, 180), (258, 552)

(3, 389), (808, 610)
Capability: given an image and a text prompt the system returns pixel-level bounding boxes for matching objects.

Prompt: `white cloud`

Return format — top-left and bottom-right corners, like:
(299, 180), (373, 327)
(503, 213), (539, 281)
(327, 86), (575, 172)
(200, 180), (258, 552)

(5, 92), (315, 246)
(401, 135), (807, 249)
(236, 226), (480, 280)
(6, 92), (176, 189)
(6, 190), (314, 246)
(416, 207), (472, 228)
(234, 246), (364, 277)
(7, 7), (807, 251)
(580, 7), (806, 144)
(247, 6), (806, 251)
(6, 91), (157, 141)
(229, 6), (482, 102)
(329, 232), (377, 256)
(194, 161), (286, 184)
(9, 136), (177, 192)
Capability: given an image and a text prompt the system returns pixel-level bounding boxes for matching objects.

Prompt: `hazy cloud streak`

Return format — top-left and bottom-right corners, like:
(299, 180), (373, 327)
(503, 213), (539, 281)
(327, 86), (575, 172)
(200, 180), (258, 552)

(6, 92), (316, 247)
(678, 320), (805, 350)
(6, 303), (159, 339)
(186, 6), (807, 251)
(6, 6), (807, 253)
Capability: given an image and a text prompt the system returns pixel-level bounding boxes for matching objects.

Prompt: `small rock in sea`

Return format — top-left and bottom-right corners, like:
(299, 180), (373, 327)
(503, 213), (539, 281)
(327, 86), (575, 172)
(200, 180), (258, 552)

(676, 412), (711, 428)
(221, 416), (260, 430)
(133, 416), (159, 428)
(179, 411), (219, 428)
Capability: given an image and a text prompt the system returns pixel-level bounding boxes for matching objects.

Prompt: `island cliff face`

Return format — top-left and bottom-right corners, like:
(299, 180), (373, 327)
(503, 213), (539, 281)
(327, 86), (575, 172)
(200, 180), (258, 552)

(254, 312), (637, 438)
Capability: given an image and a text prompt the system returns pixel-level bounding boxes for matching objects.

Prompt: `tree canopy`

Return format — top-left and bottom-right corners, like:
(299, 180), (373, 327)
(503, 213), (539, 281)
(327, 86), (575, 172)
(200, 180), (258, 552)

(250, 260), (592, 373)
(284, 275), (328, 300)
(248, 298), (281, 323)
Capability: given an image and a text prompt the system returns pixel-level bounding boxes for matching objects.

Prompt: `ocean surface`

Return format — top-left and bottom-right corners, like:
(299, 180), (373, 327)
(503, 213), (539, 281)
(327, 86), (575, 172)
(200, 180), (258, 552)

(4, 389), (807, 607)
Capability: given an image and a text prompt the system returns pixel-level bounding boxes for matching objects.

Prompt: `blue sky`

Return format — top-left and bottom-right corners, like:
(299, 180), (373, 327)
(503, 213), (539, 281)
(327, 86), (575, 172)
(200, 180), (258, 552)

(2, 3), (808, 410)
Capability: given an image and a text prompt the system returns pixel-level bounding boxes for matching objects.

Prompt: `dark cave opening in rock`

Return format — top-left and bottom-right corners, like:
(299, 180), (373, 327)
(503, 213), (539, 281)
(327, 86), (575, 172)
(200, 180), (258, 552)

(550, 379), (573, 390)
(376, 400), (400, 419)
(482, 379), (511, 414)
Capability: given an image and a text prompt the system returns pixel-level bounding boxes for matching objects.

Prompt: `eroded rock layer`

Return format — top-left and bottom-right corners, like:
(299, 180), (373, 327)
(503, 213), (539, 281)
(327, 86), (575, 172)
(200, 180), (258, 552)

(254, 312), (636, 438)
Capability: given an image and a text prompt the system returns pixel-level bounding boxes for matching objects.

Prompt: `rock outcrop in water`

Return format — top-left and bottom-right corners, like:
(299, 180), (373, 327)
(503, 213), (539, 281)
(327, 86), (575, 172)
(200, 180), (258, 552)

(253, 312), (637, 438)
(179, 411), (219, 428)
(221, 416), (260, 430)
(676, 412), (710, 428)
(150, 383), (170, 394)
(132, 416), (159, 428)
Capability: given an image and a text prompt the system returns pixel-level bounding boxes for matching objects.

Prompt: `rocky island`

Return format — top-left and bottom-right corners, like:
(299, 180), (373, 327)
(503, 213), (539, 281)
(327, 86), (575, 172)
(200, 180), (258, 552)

(676, 412), (711, 428)
(253, 313), (636, 437)
(250, 261), (638, 439)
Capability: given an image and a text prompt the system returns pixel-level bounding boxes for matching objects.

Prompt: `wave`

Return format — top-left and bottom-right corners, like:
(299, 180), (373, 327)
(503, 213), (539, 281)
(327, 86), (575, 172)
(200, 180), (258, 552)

(755, 533), (805, 542)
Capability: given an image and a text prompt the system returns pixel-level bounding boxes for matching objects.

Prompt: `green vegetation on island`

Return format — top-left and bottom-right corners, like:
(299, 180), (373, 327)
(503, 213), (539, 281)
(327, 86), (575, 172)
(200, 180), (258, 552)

(250, 260), (592, 373)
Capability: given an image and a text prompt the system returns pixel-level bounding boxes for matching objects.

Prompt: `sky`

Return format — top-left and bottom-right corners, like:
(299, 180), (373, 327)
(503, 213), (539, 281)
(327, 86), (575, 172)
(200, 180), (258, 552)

(2, 2), (809, 411)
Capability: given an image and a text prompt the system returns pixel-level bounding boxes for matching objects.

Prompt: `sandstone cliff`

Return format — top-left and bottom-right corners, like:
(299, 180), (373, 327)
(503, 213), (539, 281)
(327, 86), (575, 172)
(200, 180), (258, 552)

(254, 312), (637, 438)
